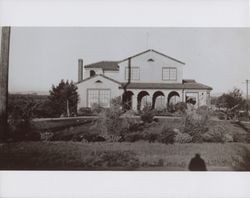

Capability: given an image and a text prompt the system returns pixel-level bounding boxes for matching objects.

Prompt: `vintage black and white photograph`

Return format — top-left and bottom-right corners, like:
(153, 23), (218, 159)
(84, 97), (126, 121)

(0, 27), (250, 171)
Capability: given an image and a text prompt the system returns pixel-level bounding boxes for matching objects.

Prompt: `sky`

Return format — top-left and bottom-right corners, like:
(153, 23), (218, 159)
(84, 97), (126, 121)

(8, 27), (250, 96)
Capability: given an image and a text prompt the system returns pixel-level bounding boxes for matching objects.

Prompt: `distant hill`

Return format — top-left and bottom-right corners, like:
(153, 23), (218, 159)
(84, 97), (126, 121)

(9, 93), (49, 104)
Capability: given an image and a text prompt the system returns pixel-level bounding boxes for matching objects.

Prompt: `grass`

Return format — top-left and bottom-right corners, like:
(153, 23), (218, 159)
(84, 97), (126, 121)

(0, 141), (249, 171)
(4, 116), (249, 170)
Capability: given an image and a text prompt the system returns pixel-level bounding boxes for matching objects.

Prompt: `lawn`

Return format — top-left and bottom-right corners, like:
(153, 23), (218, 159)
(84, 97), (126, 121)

(0, 141), (249, 171)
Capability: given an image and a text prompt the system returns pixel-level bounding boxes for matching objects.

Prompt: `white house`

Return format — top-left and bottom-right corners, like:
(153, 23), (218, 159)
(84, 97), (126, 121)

(76, 49), (212, 111)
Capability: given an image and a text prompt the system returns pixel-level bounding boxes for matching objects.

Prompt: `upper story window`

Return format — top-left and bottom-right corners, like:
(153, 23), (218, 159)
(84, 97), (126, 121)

(125, 67), (140, 80)
(162, 67), (177, 81)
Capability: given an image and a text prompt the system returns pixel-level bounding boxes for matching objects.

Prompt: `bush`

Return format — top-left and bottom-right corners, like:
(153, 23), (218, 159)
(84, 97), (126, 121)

(182, 109), (210, 143)
(8, 119), (41, 141)
(174, 102), (187, 113)
(140, 105), (155, 123)
(119, 132), (144, 142)
(91, 103), (105, 114)
(8, 97), (41, 141)
(94, 99), (124, 141)
(202, 125), (232, 143)
(78, 107), (93, 116)
(158, 126), (176, 144)
(175, 132), (192, 143)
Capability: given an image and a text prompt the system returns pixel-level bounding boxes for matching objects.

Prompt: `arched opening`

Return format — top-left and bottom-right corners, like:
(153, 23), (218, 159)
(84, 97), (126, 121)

(152, 91), (165, 109)
(167, 91), (180, 106)
(137, 91), (150, 111)
(122, 91), (134, 110)
(90, 70), (96, 77)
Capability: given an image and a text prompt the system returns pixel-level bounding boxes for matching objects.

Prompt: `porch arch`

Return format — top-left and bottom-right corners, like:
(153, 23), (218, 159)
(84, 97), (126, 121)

(137, 91), (150, 111)
(122, 91), (134, 110)
(167, 91), (180, 106)
(90, 70), (96, 77)
(152, 91), (165, 109)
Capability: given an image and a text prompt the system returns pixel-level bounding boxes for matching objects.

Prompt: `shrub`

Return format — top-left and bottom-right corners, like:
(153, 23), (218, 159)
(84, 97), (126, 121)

(182, 109), (210, 143)
(174, 102), (187, 113)
(175, 132), (192, 143)
(202, 125), (230, 143)
(8, 97), (41, 141)
(140, 105), (155, 123)
(8, 119), (41, 141)
(91, 103), (104, 114)
(40, 131), (54, 141)
(94, 98), (124, 141)
(78, 107), (93, 116)
(119, 132), (144, 142)
(158, 126), (176, 144)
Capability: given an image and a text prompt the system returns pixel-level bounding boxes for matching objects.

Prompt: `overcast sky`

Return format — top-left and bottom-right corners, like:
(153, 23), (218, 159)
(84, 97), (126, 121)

(8, 27), (250, 96)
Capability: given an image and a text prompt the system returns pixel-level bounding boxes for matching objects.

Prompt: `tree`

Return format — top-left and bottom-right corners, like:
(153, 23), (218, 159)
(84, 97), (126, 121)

(48, 80), (79, 117)
(216, 88), (245, 119)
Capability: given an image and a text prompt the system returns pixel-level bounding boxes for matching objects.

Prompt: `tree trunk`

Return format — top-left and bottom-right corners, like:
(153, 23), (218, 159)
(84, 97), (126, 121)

(0, 27), (11, 142)
(66, 99), (70, 117)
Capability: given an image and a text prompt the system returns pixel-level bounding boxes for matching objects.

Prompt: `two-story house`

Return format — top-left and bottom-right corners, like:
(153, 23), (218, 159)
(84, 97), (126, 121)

(76, 49), (212, 111)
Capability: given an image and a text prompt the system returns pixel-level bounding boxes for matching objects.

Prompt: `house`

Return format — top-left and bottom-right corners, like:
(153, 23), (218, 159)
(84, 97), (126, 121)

(76, 49), (212, 111)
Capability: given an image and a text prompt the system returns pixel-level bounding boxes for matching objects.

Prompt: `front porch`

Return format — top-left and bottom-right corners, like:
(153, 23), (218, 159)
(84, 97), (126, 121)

(122, 89), (182, 111)
(122, 88), (210, 111)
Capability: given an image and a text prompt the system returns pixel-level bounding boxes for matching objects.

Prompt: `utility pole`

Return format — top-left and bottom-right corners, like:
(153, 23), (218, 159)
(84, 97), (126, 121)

(0, 27), (11, 142)
(246, 79), (249, 114)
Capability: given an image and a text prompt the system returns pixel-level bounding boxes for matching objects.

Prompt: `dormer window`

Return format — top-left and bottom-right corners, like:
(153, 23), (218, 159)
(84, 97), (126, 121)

(90, 70), (96, 77)
(162, 67), (177, 81)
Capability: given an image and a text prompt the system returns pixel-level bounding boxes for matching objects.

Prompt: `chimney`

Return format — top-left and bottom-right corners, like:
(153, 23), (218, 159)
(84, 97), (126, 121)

(78, 59), (83, 82)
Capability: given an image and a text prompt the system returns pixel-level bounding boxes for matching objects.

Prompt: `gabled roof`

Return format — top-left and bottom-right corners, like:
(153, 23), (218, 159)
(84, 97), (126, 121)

(84, 61), (119, 71)
(83, 49), (185, 71)
(120, 80), (212, 90)
(119, 49), (185, 65)
(76, 74), (121, 85)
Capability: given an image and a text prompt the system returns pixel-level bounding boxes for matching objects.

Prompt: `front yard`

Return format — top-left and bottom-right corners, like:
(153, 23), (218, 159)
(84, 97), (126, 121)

(0, 141), (249, 171)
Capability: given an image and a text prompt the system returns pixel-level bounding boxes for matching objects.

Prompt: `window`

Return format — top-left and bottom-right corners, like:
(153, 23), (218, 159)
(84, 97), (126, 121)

(162, 67), (177, 81)
(125, 67), (140, 80)
(87, 89), (110, 107)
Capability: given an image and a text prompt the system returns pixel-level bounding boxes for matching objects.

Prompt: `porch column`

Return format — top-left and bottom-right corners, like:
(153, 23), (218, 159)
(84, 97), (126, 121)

(132, 94), (137, 111)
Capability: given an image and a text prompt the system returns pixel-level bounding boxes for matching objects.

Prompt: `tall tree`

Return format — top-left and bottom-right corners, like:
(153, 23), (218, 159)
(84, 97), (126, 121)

(216, 88), (245, 110)
(0, 27), (11, 142)
(48, 80), (79, 117)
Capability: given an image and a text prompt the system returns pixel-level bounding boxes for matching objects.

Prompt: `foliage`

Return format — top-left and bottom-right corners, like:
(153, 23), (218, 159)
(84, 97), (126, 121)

(158, 126), (176, 144)
(8, 95), (37, 120)
(140, 104), (155, 123)
(91, 103), (104, 114)
(216, 88), (245, 110)
(174, 102), (187, 113)
(182, 109), (210, 143)
(95, 98), (124, 140)
(48, 79), (79, 117)
(174, 132), (192, 143)
(78, 107), (93, 116)
(8, 95), (41, 141)
(202, 125), (232, 143)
